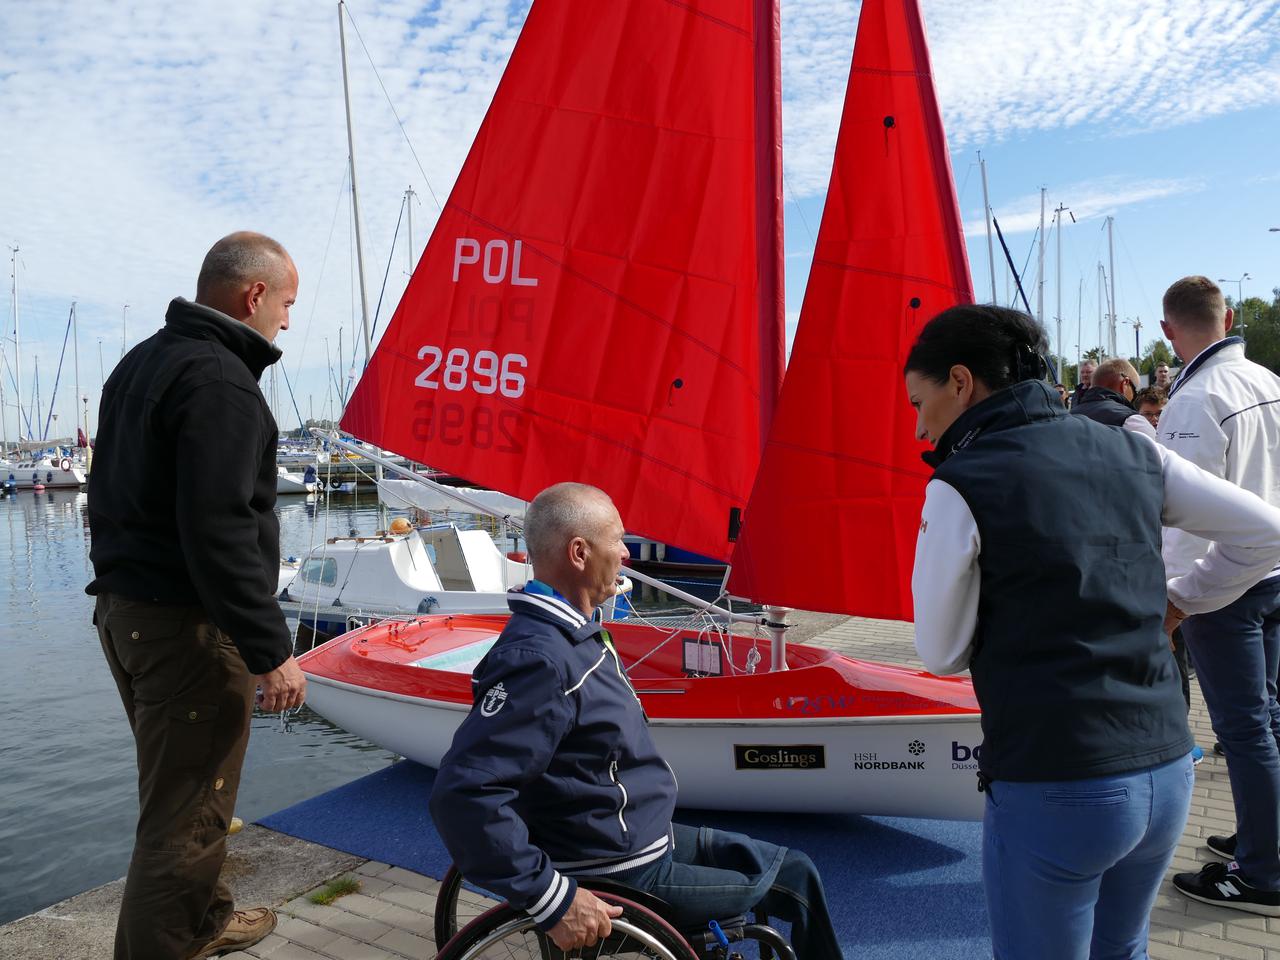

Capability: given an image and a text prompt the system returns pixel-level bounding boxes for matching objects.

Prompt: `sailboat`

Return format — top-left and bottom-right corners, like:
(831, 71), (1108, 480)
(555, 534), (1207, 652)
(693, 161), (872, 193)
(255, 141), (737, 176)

(300, 0), (984, 818)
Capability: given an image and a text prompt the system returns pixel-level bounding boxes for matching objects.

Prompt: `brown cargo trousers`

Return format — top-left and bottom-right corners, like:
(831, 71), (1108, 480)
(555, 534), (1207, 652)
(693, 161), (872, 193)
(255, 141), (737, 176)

(95, 594), (255, 960)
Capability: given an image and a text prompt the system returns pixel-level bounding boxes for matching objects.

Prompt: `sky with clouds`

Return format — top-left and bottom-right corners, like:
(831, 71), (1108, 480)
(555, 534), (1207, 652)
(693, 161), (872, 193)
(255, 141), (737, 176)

(2, 0), (1278, 440)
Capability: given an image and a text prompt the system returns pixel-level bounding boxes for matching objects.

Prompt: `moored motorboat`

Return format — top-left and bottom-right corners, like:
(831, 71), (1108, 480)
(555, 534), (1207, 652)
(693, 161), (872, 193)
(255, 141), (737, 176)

(277, 465), (318, 495)
(279, 522), (631, 647)
(4, 455), (87, 489)
(299, 614), (983, 818)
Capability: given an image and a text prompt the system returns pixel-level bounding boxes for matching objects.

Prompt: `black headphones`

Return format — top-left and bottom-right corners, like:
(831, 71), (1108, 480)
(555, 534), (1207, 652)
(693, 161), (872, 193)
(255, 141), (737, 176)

(1011, 342), (1049, 383)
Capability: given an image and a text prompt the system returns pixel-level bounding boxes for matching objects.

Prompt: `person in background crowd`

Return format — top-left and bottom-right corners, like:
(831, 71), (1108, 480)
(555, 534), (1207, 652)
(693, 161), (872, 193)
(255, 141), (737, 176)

(905, 303), (1280, 954)
(87, 232), (307, 959)
(1155, 362), (1173, 390)
(1054, 382), (1069, 407)
(1069, 357), (1156, 438)
(1070, 358), (1096, 408)
(1159, 275), (1280, 916)
(1135, 386), (1168, 430)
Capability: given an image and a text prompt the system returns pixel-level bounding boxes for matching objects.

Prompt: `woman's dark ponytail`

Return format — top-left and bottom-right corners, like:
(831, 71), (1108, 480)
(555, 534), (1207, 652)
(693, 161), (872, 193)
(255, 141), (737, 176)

(904, 304), (1051, 390)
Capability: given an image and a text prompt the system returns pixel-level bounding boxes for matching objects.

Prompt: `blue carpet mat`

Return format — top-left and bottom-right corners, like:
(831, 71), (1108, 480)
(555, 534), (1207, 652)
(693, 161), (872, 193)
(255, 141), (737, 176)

(259, 760), (990, 958)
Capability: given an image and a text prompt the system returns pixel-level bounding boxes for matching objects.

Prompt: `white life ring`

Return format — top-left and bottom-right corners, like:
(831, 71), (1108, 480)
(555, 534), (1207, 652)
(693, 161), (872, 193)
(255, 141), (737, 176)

(60, 457), (72, 472)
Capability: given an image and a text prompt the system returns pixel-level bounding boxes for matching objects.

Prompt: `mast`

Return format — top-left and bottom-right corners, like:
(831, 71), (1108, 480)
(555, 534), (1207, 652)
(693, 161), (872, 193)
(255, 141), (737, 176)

(32, 357), (40, 442)
(338, 0), (382, 494)
(1076, 276), (1083, 373)
(1106, 215), (1117, 357)
(10, 245), (22, 441)
(0, 318), (5, 453)
(404, 185), (416, 274)
(72, 301), (80, 446)
(1097, 262), (1105, 360)
(1053, 202), (1073, 382)
(979, 152), (996, 302)
(338, 1), (374, 369)
(1036, 187), (1046, 327)
(120, 304), (129, 359)
(753, 0), (785, 449)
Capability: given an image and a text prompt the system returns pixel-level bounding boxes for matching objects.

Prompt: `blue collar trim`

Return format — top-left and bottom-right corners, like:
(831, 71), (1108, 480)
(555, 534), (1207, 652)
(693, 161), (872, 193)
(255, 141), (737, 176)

(1168, 337), (1242, 399)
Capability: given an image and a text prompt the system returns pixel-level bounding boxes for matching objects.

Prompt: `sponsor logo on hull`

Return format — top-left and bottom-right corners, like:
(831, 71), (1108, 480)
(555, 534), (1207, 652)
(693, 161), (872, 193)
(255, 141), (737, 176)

(734, 744), (826, 770)
(952, 741), (983, 770)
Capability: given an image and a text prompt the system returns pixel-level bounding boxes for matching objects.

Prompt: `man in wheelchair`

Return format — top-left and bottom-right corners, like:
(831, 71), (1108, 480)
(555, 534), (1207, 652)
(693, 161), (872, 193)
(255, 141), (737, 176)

(431, 482), (844, 957)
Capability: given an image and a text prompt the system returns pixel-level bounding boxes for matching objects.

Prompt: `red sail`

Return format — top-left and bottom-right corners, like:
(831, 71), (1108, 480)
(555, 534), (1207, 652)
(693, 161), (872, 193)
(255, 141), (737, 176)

(342, 0), (783, 562)
(727, 0), (973, 620)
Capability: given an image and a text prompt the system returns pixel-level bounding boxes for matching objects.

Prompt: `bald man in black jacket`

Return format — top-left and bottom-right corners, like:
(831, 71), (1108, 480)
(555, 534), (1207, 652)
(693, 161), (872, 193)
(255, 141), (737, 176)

(87, 232), (305, 960)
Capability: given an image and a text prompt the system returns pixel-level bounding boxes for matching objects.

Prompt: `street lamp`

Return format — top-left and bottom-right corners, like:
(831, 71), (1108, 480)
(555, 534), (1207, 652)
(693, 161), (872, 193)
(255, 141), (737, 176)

(1218, 273), (1250, 312)
(1125, 317), (1142, 364)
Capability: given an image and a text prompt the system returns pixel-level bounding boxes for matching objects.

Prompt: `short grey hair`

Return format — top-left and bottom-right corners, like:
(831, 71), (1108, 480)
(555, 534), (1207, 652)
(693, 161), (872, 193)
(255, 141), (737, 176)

(524, 482), (614, 566)
(196, 231), (292, 299)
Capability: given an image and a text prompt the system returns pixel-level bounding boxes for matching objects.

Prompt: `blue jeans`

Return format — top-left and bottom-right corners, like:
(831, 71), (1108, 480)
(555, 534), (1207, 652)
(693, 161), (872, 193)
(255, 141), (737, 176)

(611, 822), (843, 960)
(984, 756), (1194, 959)
(1181, 576), (1280, 888)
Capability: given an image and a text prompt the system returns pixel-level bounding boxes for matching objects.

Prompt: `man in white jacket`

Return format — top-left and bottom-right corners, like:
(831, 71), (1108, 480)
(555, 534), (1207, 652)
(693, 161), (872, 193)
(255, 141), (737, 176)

(1159, 276), (1280, 915)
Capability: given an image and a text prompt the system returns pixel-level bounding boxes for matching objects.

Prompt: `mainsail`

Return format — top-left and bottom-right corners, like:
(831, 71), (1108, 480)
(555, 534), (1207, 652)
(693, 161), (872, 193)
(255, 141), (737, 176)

(727, 0), (973, 620)
(342, 0), (784, 562)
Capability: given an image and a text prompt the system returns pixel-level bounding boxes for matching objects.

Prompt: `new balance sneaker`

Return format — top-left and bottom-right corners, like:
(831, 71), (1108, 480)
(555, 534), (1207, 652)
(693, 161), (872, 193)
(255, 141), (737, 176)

(185, 907), (278, 959)
(1206, 834), (1237, 860)
(1172, 861), (1280, 916)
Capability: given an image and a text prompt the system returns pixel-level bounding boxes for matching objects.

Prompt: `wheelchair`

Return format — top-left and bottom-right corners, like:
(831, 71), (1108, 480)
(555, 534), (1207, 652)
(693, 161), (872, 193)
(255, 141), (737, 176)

(433, 863), (798, 959)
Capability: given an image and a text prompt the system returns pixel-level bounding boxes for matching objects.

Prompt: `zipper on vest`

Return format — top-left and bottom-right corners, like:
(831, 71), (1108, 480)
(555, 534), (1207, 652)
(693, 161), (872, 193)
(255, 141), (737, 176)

(609, 759), (629, 835)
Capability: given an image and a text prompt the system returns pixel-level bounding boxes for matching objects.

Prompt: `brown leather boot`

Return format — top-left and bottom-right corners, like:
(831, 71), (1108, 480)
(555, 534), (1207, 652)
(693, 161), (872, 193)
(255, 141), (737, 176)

(185, 907), (277, 959)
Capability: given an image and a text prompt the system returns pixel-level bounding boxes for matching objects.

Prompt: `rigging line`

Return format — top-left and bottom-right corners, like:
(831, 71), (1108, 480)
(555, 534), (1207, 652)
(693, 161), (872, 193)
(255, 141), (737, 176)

(1114, 225), (1154, 330)
(1018, 224), (1039, 297)
(956, 159), (975, 215)
(782, 169), (817, 246)
(277, 360), (308, 434)
(992, 215), (1033, 316)
(371, 194), (407, 341)
(342, 3), (443, 211)
(294, 164), (351, 390)
(41, 305), (75, 440)
(299, 454), (337, 649)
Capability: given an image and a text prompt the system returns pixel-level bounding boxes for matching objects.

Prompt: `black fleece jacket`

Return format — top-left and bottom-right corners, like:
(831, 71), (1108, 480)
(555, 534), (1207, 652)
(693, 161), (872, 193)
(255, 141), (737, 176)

(87, 298), (292, 674)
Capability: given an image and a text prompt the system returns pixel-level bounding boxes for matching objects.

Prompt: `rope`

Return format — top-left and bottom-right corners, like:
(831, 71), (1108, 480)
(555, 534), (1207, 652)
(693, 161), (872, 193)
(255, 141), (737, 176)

(343, 4), (443, 211)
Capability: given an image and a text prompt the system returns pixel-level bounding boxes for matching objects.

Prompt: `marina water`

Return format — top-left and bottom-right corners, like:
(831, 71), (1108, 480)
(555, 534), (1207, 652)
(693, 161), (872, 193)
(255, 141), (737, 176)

(0, 490), (401, 925)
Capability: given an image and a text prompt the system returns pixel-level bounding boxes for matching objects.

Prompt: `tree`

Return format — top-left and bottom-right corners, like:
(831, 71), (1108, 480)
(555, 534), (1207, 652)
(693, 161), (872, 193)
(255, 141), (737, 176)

(1236, 290), (1280, 375)
(1138, 340), (1174, 377)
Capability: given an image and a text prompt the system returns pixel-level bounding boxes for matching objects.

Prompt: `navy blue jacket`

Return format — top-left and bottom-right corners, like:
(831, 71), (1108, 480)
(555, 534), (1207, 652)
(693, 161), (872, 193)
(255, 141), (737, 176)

(430, 585), (677, 930)
(1069, 385), (1135, 427)
(928, 380), (1191, 782)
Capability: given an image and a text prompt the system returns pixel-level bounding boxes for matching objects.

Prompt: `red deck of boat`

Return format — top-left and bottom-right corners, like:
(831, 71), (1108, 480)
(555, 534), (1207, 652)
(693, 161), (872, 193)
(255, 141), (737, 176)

(300, 615), (980, 721)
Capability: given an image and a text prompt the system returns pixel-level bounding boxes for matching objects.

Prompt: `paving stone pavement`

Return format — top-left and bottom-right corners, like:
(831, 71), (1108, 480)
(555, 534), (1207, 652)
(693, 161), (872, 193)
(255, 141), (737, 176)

(244, 616), (1279, 959)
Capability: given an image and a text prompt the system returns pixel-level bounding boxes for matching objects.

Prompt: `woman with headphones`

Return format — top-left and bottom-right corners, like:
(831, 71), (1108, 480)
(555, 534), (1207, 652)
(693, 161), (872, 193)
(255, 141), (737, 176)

(905, 304), (1280, 957)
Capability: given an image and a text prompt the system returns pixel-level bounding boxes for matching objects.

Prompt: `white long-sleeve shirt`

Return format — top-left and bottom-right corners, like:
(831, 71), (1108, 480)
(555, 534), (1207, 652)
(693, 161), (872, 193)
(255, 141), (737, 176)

(1158, 338), (1280, 583)
(912, 438), (1280, 676)
(1122, 413), (1158, 440)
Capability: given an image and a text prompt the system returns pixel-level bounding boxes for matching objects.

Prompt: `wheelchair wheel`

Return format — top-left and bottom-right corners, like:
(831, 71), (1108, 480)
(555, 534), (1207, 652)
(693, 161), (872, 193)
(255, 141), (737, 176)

(434, 864), (492, 951)
(436, 891), (698, 960)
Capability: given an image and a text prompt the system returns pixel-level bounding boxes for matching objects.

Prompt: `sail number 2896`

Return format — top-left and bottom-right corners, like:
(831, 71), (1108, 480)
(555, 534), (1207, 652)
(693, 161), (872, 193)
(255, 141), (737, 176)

(414, 346), (527, 398)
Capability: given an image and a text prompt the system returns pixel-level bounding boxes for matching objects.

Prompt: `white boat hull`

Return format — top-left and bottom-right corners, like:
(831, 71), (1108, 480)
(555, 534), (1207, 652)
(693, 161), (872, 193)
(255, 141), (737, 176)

(304, 672), (985, 819)
(6, 465), (86, 489)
